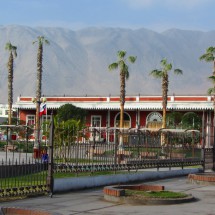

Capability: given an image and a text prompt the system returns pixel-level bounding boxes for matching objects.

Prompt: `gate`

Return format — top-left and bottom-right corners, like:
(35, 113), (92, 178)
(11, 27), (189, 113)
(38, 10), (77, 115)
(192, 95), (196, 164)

(52, 127), (203, 175)
(0, 125), (49, 197)
(204, 148), (215, 171)
(0, 122), (207, 198)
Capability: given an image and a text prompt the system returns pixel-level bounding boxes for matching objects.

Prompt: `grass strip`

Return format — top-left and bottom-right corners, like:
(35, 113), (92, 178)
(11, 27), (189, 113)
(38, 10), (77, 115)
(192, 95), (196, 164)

(125, 190), (188, 199)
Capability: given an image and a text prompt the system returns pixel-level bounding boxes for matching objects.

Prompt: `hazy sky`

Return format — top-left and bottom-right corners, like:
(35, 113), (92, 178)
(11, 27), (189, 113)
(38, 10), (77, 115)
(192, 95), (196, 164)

(1, 0), (214, 32)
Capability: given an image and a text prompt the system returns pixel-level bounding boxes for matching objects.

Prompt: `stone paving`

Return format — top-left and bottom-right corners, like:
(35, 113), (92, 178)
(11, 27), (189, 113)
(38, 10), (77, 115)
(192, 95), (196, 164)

(1, 176), (215, 215)
(0, 151), (35, 164)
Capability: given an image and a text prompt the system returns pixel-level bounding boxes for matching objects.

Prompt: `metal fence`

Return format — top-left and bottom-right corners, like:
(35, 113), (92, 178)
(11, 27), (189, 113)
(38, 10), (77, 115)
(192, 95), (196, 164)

(0, 124), (207, 198)
(0, 125), (48, 197)
(53, 127), (203, 174)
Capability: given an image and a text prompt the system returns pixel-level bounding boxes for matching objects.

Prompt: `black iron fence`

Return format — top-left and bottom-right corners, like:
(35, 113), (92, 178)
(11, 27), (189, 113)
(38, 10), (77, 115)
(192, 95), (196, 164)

(53, 127), (204, 174)
(0, 125), (48, 197)
(0, 124), (209, 198)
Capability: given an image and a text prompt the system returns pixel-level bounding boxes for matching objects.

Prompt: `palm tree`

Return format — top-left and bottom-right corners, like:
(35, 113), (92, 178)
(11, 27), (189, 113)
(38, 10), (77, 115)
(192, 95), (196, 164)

(199, 47), (215, 96)
(108, 51), (136, 147)
(33, 36), (49, 152)
(5, 42), (17, 125)
(150, 58), (182, 144)
(199, 46), (215, 76)
(199, 46), (215, 145)
(108, 50), (136, 128)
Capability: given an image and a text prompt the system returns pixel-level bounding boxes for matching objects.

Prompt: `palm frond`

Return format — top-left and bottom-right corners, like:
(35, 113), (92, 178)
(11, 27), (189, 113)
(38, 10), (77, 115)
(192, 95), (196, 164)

(117, 50), (126, 59)
(208, 76), (215, 83)
(128, 56), (137, 63)
(14, 50), (17, 58)
(200, 53), (214, 62)
(44, 39), (50, 45)
(207, 88), (215, 95)
(207, 46), (215, 54)
(160, 58), (167, 66)
(166, 63), (172, 71)
(160, 58), (172, 72)
(125, 70), (129, 80)
(123, 64), (129, 80)
(5, 42), (12, 50)
(5, 42), (17, 57)
(150, 70), (163, 78)
(108, 62), (118, 71)
(33, 36), (50, 46)
(174, 69), (183, 75)
(118, 60), (125, 68)
(200, 46), (215, 62)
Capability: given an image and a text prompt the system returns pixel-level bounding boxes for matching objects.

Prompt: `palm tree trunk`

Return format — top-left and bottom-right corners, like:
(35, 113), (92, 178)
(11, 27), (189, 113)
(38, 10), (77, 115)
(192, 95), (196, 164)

(35, 43), (43, 153)
(161, 75), (168, 146)
(120, 104), (124, 128)
(162, 75), (168, 129)
(162, 107), (167, 128)
(119, 71), (125, 148)
(8, 53), (13, 125)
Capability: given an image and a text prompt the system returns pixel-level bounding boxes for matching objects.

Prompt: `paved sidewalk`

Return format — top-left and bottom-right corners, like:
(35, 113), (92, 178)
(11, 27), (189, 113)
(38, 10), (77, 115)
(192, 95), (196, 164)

(1, 176), (215, 215)
(0, 151), (34, 164)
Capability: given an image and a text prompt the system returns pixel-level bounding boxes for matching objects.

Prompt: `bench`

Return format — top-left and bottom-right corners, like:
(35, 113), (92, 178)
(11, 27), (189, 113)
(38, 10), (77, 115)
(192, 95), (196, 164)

(117, 150), (132, 157)
(89, 137), (105, 143)
(87, 148), (105, 157)
(4, 145), (18, 152)
(139, 152), (157, 159)
(169, 152), (186, 159)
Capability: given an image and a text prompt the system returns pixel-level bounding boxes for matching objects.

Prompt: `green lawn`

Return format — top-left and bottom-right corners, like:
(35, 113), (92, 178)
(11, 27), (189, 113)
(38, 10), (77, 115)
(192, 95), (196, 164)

(125, 190), (188, 199)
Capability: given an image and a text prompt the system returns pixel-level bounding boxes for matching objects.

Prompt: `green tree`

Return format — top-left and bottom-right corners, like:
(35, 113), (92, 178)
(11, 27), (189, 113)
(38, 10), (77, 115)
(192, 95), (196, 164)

(181, 112), (201, 130)
(200, 47), (215, 145)
(150, 58), (183, 132)
(108, 50), (136, 129)
(166, 112), (183, 129)
(33, 36), (49, 150)
(5, 42), (17, 125)
(53, 106), (86, 161)
(199, 47), (215, 94)
(57, 103), (87, 123)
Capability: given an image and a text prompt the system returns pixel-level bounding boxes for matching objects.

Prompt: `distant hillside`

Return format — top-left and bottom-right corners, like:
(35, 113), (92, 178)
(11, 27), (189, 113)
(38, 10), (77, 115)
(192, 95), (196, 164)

(0, 25), (214, 103)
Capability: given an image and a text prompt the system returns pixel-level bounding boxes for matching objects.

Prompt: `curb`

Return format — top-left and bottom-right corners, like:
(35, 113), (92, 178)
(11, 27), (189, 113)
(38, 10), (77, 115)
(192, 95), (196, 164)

(103, 184), (196, 205)
(104, 193), (196, 205)
(54, 168), (202, 193)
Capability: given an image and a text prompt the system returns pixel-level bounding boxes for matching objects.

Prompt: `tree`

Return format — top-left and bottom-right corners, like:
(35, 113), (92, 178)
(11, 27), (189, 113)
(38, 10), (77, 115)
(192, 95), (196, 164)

(200, 47), (215, 94)
(5, 42), (17, 125)
(199, 47), (215, 145)
(166, 112), (183, 129)
(181, 112), (201, 130)
(33, 36), (49, 150)
(199, 46), (215, 76)
(150, 58), (182, 144)
(108, 50), (136, 129)
(57, 103), (87, 124)
(54, 105), (87, 161)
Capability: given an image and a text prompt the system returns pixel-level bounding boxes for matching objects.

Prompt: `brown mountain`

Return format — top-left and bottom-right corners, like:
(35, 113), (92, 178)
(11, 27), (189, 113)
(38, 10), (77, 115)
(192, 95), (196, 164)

(0, 25), (214, 103)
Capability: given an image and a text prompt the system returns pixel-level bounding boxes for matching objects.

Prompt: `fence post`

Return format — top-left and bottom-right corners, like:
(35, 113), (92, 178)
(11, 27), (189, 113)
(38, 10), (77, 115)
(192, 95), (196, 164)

(47, 113), (54, 197)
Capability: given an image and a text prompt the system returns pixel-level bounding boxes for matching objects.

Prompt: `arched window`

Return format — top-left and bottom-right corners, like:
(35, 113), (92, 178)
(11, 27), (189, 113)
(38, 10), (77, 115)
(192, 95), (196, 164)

(146, 112), (162, 129)
(115, 112), (131, 128)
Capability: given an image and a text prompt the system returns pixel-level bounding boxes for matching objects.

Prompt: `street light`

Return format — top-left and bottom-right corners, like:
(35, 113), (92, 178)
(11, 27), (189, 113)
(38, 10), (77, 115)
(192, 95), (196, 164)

(32, 97), (46, 158)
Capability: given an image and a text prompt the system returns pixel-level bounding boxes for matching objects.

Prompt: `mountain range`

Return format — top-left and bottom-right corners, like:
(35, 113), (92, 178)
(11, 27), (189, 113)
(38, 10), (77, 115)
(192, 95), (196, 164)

(0, 25), (215, 103)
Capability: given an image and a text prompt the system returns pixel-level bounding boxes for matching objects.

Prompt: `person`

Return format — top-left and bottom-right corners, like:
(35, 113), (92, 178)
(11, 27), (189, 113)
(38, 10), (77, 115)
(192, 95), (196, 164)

(41, 149), (48, 163)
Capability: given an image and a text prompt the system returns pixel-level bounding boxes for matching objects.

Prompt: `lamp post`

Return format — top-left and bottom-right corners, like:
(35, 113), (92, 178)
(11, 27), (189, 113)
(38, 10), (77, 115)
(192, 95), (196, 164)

(32, 97), (46, 158)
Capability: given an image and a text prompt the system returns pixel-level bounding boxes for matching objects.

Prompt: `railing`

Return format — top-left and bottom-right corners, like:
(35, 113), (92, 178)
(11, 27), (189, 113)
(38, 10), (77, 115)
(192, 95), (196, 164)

(0, 125), (49, 197)
(0, 125), (205, 198)
(53, 127), (203, 174)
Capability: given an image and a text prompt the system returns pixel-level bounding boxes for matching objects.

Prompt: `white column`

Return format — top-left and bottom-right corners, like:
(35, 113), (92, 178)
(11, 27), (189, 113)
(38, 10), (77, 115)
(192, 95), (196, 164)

(107, 109), (110, 143)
